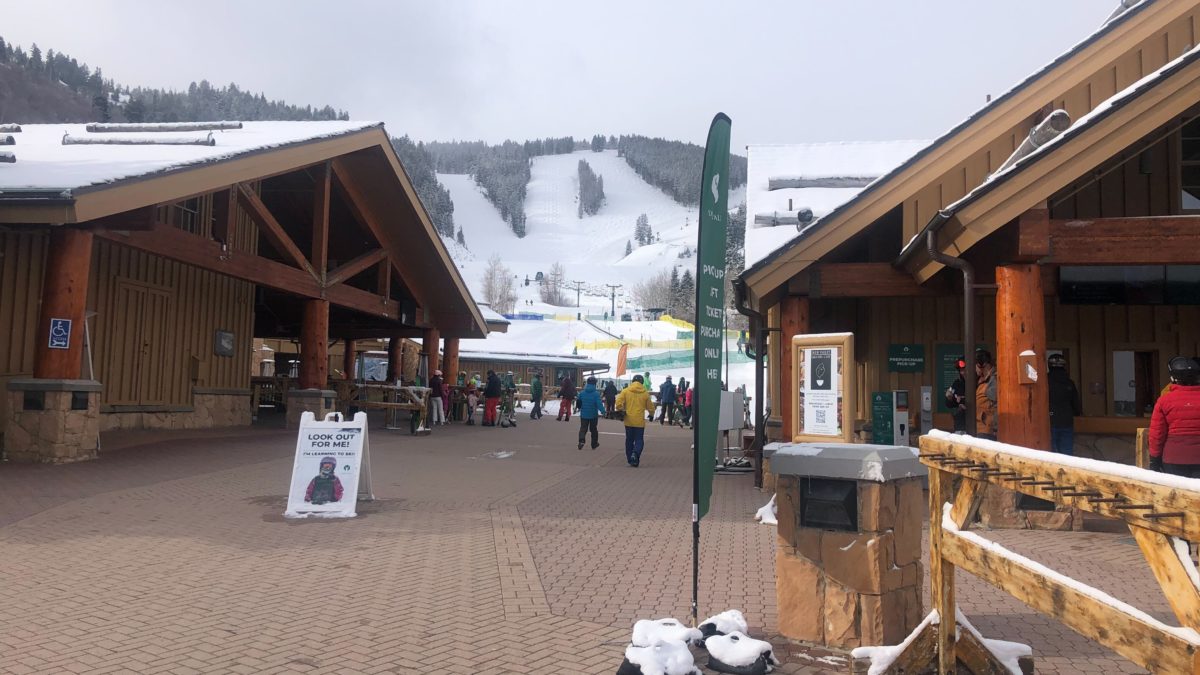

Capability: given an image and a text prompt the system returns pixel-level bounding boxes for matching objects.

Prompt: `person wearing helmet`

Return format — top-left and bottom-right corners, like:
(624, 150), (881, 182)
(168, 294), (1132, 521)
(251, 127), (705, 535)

(428, 369), (445, 427)
(1148, 356), (1200, 476)
(1047, 353), (1081, 455)
(944, 358), (968, 433)
(304, 456), (345, 505)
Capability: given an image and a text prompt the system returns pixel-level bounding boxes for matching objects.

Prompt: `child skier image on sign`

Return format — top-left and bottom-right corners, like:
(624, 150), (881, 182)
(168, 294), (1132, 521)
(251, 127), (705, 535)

(304, 456), (345, 505)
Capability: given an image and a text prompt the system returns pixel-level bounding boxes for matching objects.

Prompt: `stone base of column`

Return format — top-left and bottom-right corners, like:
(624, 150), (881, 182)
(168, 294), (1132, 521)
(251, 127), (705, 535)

(285, 389), (337, 429)
(4, 379), (102, 463)
(980, 485), (1081, 531)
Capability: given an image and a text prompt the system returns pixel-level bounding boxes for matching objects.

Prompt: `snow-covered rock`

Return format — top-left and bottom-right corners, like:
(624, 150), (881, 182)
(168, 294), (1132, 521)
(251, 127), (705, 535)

(753, 496), (777, 526)
(704, 631), (779, 675)
(699, 609), (749, 638)
(631, 618), (704, 648)
(618, 640), (701, 675)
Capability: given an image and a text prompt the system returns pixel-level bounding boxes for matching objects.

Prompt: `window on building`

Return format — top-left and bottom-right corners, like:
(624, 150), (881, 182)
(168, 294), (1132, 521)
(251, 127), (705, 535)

(1182, 116), (1200, 210)
(1060, 265), (1200, 304)
(1113, 350), (1158, 417)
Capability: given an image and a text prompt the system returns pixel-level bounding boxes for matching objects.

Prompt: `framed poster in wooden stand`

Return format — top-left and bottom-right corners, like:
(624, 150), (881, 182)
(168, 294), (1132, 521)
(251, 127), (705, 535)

(791, 333), (855, 443)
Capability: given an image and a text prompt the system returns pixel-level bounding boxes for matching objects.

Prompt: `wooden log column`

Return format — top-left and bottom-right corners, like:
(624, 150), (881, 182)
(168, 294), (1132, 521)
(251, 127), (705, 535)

(422, 327), (441, 377)
(779, 296), (810, 440)
(443, 337), (461, 385)
(34, 228), (95, 379)
(299, 300), (329, 389)
(995, 265), (1049, 450)
(387, 335), (403, 383)
(343, 339), (356, 379)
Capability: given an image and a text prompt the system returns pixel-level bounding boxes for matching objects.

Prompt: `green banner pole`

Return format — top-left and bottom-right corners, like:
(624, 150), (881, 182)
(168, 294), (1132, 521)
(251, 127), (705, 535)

(692, 113), (731, 625)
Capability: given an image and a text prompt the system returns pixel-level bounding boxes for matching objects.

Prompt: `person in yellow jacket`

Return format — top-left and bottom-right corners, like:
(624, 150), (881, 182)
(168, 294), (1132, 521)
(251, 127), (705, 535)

(616, 374), (657, 467)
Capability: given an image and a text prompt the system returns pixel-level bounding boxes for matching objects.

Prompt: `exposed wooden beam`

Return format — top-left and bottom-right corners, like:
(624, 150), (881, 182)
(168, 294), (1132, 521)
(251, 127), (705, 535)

(94, 223), (399, 320)
(326, 248), (387, 287)
(211, 188), (236, 245)
(312, 162), (331, 277)
(810, 262), (940, 298)
(377, 255), (391, 301)
(235, 183), (317, 279)
(1044, 216), (1200, 264)
(1016, 206), (1050, 261)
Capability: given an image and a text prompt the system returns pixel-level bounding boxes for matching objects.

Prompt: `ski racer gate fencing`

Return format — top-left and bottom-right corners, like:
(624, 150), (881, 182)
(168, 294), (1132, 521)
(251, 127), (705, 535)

(903, 431), (1200, 674)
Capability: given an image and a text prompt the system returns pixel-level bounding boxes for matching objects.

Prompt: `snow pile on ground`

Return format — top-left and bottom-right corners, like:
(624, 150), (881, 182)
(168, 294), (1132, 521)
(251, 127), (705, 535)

(631, 618), (703, 648)
(699, 609), (749, 638)
(850, 610), (940, 675)
(704, 631), (779, 674)
(620, 640), (701, 675)
(753, 495), (777, 526)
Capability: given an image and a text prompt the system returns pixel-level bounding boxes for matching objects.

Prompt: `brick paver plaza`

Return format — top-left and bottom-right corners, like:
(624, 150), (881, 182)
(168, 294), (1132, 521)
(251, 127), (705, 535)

(0, 414), (1180, 674)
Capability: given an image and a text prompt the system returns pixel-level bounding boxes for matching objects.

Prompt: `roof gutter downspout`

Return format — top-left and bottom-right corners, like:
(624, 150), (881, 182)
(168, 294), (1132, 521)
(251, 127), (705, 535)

(734, 277), (769, 488)
(926, 217), (977, 435)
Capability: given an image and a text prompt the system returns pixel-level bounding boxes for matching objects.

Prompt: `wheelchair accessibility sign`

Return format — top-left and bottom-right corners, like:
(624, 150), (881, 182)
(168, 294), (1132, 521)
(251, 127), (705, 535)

(48, 318), (71, 350)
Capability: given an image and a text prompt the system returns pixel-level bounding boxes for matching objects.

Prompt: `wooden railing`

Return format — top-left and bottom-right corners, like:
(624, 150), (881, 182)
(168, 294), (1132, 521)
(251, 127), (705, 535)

(912, 431), (1200, 674)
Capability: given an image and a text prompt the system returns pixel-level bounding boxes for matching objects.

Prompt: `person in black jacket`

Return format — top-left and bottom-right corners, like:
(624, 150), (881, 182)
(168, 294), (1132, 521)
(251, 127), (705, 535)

(1047, 353), (1082, 455)
(944, 359), (968, 432)
(483, 370), (502, 426)
(602, 380), (619, 419)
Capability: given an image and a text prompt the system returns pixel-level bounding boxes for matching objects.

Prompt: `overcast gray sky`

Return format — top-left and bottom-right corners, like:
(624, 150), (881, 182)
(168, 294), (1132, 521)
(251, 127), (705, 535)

(3, 0), (1117, 150)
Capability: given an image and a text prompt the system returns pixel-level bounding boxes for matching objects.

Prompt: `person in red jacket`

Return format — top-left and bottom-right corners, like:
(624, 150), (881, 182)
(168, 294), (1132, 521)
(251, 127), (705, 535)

(1148, 356), (1200, 477)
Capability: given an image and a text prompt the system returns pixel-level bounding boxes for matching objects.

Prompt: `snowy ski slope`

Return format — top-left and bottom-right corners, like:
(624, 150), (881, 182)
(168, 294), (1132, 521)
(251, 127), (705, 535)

(439, 148), (744, 315)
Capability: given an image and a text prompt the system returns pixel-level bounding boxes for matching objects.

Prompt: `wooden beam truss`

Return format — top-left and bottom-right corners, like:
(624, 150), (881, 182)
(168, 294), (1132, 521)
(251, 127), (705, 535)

(903, 433), (1200, 674)
(1020, 215), (1200, 265)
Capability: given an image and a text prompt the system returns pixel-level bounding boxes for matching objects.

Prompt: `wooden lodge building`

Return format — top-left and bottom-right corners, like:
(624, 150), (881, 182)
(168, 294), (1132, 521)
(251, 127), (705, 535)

(737, 0), (1200, 503)
(0, 120), (487, 462)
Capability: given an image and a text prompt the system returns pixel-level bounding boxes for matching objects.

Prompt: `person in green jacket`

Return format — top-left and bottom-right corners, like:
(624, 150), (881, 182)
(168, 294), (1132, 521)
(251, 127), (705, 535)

(530, 373), (544, 420)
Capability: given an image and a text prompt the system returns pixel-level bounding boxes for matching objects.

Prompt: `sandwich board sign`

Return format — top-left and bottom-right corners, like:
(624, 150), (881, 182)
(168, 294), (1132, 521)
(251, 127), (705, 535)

(284, 411), (374, 519)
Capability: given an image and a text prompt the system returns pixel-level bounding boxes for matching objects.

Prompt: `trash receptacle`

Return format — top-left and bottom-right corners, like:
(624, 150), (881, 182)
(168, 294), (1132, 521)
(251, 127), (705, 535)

(770, 442), (926, 649)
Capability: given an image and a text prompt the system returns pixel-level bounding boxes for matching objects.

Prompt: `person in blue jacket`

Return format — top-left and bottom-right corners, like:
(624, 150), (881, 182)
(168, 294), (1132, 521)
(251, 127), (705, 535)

(576, 376), (606, 450)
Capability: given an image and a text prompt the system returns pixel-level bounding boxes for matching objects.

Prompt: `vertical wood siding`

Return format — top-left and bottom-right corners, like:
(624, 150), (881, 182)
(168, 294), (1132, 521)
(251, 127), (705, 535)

(0, 231), (48, 377)
(88, 239), (254, 408)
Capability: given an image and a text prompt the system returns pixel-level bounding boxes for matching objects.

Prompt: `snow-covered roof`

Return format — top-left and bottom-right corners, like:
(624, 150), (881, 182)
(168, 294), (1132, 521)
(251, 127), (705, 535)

(898, 38), (1200, 261)
(744, 141), (929, 268)
(457, 350), (609, 370)
(740, 0), (1158, 280)
(478, 304), (510, 325)
(0, 121), (380, 195)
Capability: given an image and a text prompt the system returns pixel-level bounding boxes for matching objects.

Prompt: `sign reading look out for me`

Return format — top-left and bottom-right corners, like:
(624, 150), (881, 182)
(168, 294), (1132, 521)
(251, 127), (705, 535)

(284, 411), (374, 519)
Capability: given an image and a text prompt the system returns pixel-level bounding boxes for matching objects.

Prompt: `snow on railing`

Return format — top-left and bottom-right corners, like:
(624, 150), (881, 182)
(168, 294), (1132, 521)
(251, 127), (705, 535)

(84, 121), (242, 133)
(62, 132), (216, 147)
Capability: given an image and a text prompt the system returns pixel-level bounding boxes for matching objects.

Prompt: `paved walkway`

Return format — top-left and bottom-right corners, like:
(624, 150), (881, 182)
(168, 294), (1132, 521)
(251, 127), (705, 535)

(0, 413), (1181, 674)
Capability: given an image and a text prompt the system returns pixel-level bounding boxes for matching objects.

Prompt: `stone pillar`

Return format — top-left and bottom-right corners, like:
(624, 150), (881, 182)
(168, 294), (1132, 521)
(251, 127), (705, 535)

(34, 228), (94, 379)
(422, 327), (441, 378)
(299, 299), (329, 390)
(5, 379), (101, 463)
(387, 335), (403, 383)
(443, 337), (460, 384)
(773, 444), (925, 649)
(779, 296), (810, 440)
(285, 388), (337, 429)
(343, 339), (356, 380)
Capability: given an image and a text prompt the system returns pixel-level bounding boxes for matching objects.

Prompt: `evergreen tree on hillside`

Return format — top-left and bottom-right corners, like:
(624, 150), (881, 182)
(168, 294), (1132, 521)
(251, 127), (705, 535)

(626, 240), (633, 256)
(634, 213), (651, 246)
(678, 269), (695, 318)
(591, 134), (605, 152)
(616, 134), (747, 206)
(726, 204), (747, 275)
(577, 159), (605, 217)
(669, 267), (680, 314)
(391, 136), (456, 238)
(456, 228), (466, 247)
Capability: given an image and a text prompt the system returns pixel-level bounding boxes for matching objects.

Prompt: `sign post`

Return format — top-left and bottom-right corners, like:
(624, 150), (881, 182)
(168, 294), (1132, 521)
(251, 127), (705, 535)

(692, 113), (731, 626)
(284, 411), (374, 519)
